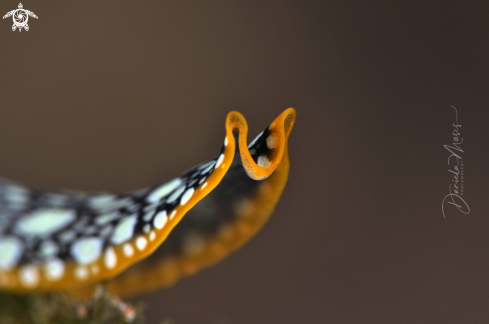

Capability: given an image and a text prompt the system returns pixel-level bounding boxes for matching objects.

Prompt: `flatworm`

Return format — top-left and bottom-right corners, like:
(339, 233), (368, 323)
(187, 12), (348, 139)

(0, 108), (296, 296)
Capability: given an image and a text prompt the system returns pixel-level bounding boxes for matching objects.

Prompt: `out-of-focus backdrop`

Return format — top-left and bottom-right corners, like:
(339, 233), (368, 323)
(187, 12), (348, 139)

(1, 1), (489, 323)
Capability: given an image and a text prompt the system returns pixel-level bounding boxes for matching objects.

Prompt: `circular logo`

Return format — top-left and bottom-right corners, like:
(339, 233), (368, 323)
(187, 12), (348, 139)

(13, 10), (27, 26)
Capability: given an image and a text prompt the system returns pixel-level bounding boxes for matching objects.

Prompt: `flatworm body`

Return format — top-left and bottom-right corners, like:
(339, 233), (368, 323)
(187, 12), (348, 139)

(0, 108), (296, 296)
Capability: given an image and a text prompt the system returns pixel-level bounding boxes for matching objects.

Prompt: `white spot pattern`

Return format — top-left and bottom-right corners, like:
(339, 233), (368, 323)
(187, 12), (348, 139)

(266, 135), (276, 149)
(147, 178), (183, 203)
(5, 185), (29, 205)
(123, 243), (134, 257)
(166, 185), (186, 204)
(71, 237), (103, 265)
(89, 195), (116, 211)
(0, 236), (23, 270)
(216, 154), (224, 167)
(111, 214), (137, 244)
(104, 247), (117, 269)
(257, 155), (271, 168)
(44, 259), (64, 281)
(136, 237), (147, 250)
(15, 209), (75, 236)
(201, 163), (215, 174)
(40, 240), (59, 258)
(143, 224), (150, 233)
(95, 212), (119, 225)
(143, 208), (155, 222)
(0, 125), (246, 286)
(19, 265), (39, 287)
(58, 230), (76, 243)
(153, 210), (167, 229)
(74, 266), (88, 280)
(180, 188), (194, 205)
(197, 160), (214, 170)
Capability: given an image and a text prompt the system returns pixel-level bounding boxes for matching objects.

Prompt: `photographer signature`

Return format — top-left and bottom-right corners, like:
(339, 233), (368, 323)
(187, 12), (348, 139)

(442, 106), (470, 218)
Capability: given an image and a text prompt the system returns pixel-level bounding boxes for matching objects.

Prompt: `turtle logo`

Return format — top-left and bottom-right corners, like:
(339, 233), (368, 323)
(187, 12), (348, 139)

(3, 3), (38, 32)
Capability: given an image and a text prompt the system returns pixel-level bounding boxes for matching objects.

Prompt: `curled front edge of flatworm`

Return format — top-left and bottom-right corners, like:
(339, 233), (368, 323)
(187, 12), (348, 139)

(99, 108), (296, 297)
(0, 108), (296, 295)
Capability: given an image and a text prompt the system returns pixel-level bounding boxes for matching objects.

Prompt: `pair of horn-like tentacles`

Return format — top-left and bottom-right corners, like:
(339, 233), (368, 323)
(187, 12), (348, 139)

(0, 108), (296, 297)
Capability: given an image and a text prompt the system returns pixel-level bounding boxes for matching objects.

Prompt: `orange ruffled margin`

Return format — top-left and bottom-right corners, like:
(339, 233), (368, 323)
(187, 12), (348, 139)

(0, 108), (296, 296)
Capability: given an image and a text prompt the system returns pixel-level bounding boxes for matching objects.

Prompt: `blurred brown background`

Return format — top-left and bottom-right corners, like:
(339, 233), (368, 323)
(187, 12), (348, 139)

(1, 0), (489, 323)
